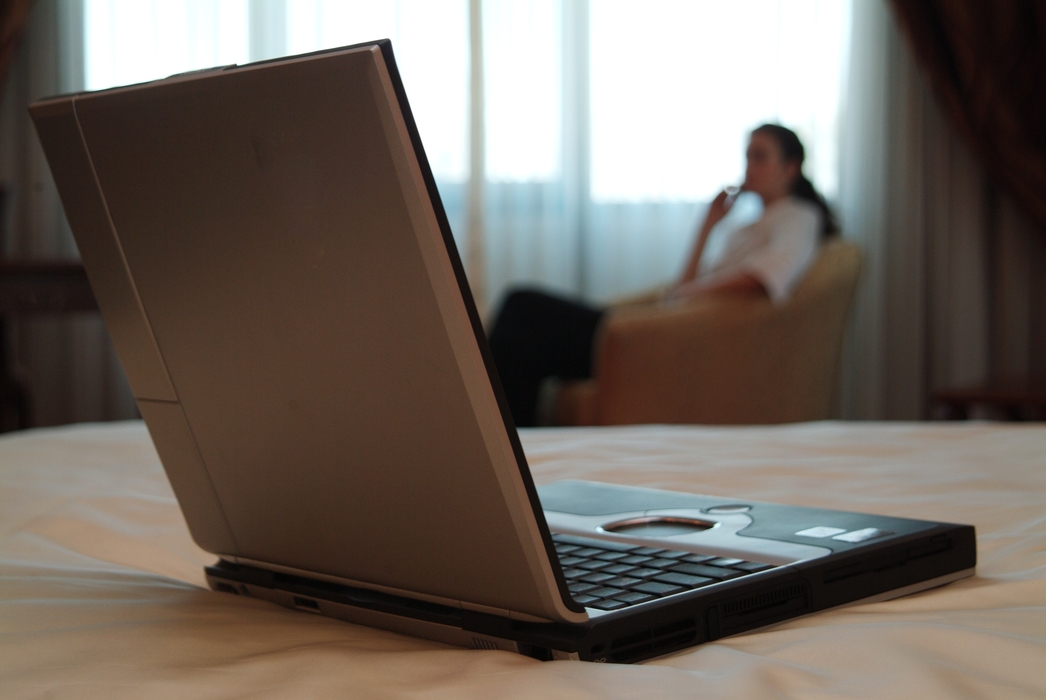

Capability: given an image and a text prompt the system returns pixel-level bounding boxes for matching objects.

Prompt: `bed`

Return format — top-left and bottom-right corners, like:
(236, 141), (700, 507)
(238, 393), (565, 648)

(2, 420), (1043, 698)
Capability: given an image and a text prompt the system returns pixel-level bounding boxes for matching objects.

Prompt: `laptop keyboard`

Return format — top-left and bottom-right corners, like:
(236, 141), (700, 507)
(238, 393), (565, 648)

(552, 533), (774, 611)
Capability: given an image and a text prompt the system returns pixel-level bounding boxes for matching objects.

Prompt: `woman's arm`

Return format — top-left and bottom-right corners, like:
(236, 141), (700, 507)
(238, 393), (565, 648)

(667, 271), (767, 301)
(677, 189), (734, 285)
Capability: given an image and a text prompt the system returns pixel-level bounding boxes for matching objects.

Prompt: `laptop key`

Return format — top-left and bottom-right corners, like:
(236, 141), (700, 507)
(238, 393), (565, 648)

(734, 561), (774, 573)
(555, 544), (580, 555)
(586, 586), (626, 599)
(614, 591), (655, 604)
(671, 563), (743, 580)
(590, 599), (628, 611)
(568, 582), (597, 594)
(634, 581), (684, 596)
(603, 576), (642, 589)
(580, 572), (618, 584)
(576, 559), (613, 571)
(707, 558), (745, 567)
(654, 572), (715, 588)
(627, 567), (663, 579)
(550, 534), (639, 552)
(646, 557), (680, 570)
(619, 555), (654, 565)
(594, 551), (631, 562)
(573, 594), (600, 605)
(562, 568), (588, 580)
(631, 547), (667, 556)
(682, 554), (715, 564)
(571, 547), (605, 558)
(657, 550), (691, 559)
(601, 564), (638, 575)
(558, 556), (585, 567)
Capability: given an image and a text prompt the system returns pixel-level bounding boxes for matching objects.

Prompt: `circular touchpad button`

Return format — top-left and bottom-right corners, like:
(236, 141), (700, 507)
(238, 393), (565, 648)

(601, 516), (714, 538)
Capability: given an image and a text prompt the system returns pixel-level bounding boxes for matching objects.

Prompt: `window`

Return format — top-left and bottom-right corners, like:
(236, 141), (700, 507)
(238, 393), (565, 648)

(589, 0), (847, 202)
(81, 0), (850, 301)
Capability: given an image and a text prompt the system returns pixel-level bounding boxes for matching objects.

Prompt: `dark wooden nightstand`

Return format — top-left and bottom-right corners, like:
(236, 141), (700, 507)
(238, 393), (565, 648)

(0, 261), (97, 431)
(0, 260), (96, 314)
(932, 382), (1046, 421)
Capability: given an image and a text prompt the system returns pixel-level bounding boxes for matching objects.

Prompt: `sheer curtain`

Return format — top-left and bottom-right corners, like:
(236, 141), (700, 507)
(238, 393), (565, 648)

(480, 0), (848, 308)
(80, 0), (848, 314)
(4, 0), (849, 426)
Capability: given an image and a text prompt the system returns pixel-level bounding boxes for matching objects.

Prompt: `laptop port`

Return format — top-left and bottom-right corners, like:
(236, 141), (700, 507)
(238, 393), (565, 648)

(293, 596), (321, 612)
(214, 582), (239, 595)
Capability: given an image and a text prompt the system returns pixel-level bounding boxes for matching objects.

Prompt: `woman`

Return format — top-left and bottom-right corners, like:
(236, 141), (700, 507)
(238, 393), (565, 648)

(488, 124), (836, 426)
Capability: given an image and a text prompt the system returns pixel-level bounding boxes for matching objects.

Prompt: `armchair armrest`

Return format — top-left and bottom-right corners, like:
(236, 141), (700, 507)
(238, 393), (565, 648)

(590, 297), (779, 424)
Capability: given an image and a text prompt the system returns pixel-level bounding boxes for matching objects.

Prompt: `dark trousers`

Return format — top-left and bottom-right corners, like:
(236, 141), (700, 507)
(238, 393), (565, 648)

(487, 289), (605, 427)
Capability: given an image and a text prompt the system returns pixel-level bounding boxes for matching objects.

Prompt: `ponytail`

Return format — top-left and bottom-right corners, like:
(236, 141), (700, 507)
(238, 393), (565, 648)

(792, 173), (839, 238)
(752, 124), (838, 238)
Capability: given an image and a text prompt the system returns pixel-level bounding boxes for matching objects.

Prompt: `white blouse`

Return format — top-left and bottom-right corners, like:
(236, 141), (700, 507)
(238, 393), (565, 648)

(701, 196), (821, 304)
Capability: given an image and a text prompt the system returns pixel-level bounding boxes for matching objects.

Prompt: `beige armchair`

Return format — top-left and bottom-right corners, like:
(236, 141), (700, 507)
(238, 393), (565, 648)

(553, 239), (862, 426)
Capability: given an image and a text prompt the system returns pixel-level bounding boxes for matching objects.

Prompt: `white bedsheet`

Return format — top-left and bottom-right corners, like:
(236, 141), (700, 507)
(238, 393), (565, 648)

(1, 421), (1043, 698)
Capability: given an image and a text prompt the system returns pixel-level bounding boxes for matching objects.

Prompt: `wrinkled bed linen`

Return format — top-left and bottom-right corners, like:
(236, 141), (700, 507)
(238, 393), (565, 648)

(1, 421), (1043, 699)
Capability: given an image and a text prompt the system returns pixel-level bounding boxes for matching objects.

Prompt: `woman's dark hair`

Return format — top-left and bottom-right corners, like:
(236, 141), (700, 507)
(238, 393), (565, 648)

(751, 123), (839, 237)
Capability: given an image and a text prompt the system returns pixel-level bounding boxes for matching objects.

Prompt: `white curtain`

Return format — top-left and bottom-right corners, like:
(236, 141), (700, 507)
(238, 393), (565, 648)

(79, 0), (848, 314)
(478, 0), (849, 309)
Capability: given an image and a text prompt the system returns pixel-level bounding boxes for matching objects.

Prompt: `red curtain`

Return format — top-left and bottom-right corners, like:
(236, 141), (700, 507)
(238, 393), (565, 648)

(889, 0), (1046, 231)
(0, 0), (31, 90)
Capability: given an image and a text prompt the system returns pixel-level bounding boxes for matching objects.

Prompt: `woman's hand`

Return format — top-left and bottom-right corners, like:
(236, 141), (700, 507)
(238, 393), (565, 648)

(704, 188), (736, 230)
(678, 189), (738, 286)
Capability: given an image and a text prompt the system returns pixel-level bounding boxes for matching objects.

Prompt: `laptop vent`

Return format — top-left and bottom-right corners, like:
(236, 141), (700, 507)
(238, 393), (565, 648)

(607, 619), (697, 663)
(708, 583), (810, 639)
(721, 584), (806, 617)
(470, 637), (500, 651)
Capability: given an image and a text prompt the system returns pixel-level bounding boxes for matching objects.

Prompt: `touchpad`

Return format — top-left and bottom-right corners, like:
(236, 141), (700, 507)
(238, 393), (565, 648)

(601, 516), (714, 538)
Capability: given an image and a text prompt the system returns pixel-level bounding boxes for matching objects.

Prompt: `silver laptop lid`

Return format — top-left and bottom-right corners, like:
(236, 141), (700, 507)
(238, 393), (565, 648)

(31, 42), (585, 624)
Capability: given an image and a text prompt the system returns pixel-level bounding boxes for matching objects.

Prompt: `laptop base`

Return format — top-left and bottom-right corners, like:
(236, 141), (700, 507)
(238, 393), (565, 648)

(207, 479), (975, 664)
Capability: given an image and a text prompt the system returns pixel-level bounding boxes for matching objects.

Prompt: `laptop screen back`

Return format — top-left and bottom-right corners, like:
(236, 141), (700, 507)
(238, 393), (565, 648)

(31, 42), (584, 623)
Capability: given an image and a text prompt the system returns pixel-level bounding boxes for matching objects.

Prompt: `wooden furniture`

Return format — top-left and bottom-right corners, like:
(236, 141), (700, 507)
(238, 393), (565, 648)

(932, 381), (1046, 421)
(0, 259), (96, 314)
(554, 239), (862, 426)
(0, 186), (99, 431)
(0, 260), (97, 432)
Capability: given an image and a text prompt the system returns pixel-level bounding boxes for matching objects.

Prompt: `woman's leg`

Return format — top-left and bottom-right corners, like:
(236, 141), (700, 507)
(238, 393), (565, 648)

(487, 289), (605, 427)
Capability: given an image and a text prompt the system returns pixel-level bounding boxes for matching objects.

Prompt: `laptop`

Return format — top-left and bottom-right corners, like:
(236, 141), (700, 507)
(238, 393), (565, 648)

(30, 40), (976, 663)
